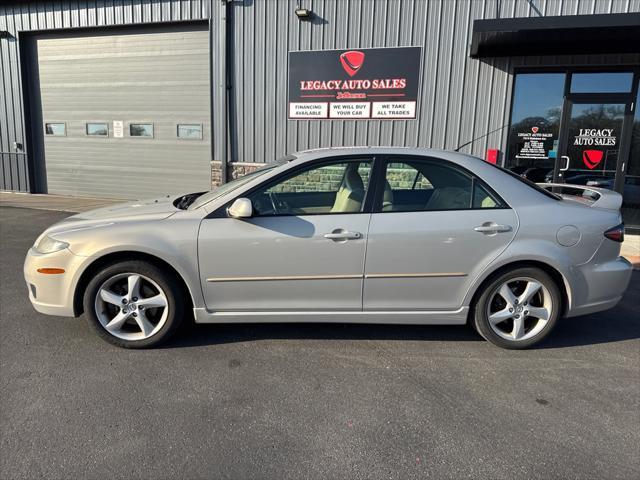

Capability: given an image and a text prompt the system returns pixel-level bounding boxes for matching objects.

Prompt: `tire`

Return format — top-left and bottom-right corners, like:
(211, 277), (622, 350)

(472, 267), (561, 349)
(83, 260), (184, 348)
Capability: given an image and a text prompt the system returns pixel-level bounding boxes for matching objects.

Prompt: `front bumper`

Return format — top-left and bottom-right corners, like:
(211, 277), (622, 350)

(23, 247), (87, 317)
(565, 256), (633, 318)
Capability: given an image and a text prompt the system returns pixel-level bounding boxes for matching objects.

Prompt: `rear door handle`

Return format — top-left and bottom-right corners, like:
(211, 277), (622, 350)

(324, 229), (362, 240)
(474, 223), (512, 234)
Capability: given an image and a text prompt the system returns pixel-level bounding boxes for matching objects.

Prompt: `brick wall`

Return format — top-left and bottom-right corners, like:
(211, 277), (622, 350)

(210, 162), (433, 190)
(211, 161), (266, 187)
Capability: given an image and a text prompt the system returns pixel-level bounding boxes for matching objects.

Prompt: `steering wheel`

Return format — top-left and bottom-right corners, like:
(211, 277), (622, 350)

(267, 192), (280, 214)
(268, 192), (292, 215)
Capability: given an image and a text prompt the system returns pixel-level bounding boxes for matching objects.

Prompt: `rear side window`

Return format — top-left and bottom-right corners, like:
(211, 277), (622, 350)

(379, 158), (505, 212)
(491, 163), (560, 201)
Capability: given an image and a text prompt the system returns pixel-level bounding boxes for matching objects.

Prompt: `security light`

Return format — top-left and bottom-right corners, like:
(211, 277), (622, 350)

(295, 7), (312, 19)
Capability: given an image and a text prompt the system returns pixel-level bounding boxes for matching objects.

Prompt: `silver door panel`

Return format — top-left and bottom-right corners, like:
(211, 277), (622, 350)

(363, 209), (519, 310)
(198, 214), (370, 311)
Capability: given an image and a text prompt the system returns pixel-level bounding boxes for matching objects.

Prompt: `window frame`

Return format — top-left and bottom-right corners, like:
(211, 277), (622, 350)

(372, 154), (509, 213)
(44, 122), (66, 137)
(128, 122), (154, 138)
(177, 123), (203, 140)
(209, 154), (382, 218)
(85, 122), (109, 137)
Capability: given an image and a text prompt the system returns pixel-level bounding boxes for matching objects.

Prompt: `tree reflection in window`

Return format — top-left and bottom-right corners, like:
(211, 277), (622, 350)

(130, 124), (153, 137)
(506, 73), (565, 178)
(86, 123), (108, 136)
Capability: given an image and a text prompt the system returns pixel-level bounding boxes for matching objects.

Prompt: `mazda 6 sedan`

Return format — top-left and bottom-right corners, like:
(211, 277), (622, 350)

(24, 147), (632, 349)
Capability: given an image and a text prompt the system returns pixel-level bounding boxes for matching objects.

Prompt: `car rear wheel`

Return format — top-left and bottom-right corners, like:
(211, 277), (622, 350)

(473, 267), (561, 349)
(83, 260), (184, 348)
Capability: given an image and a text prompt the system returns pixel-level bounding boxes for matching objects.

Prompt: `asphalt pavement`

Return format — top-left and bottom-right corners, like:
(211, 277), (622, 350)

(1, 206), (639, 479)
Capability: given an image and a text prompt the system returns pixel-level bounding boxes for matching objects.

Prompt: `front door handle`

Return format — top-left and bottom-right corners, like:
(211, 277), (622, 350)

(474, 223), (512, 234)
(560, 155), (570, 172)
(324, 229), (362, 240)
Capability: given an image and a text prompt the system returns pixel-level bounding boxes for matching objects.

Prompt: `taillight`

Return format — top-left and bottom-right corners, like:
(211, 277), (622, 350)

(604, 223), (624, 243)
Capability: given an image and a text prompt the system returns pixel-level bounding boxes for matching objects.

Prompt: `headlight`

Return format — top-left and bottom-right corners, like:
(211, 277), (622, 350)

(34, 236), (69, 254)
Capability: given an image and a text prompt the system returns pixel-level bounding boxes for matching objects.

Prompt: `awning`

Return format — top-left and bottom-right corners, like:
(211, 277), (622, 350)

(470, 13), (640, 58)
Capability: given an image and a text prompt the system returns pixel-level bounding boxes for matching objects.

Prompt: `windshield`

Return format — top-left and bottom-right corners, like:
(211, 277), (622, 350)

(188, 159), (290, 210)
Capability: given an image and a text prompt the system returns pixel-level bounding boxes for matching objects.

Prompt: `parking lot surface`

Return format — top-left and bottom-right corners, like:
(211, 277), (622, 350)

(1, 206), (639, 479)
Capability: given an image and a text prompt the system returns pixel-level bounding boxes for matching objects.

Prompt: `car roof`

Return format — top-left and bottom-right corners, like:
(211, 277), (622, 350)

(295, 146), (449, 158)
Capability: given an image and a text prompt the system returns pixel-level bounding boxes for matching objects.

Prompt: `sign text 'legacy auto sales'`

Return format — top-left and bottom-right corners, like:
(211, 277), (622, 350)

(288, 47), (422, 120)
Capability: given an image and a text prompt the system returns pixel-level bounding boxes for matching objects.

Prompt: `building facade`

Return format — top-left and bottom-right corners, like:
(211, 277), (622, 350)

(1, 0), (639, 229)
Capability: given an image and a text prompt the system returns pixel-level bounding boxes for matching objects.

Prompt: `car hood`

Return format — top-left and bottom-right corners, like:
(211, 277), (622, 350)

(42, 194), (184, 239)
(70, 195), (181, 220)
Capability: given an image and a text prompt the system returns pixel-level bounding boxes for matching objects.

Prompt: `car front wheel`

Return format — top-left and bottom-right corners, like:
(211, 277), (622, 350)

(473, 267), (561, 349)
(83, 260), (184, 348)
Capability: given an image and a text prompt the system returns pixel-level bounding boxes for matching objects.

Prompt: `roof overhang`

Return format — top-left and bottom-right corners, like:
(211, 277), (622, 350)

(470, 13), (640, 58)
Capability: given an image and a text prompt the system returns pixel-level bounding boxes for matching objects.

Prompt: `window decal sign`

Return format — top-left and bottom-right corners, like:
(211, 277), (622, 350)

(288, 47), (422, 120)
(582, 150), (604, 169)
(573, 128), (616, 147)
(515, 126), (554, 160)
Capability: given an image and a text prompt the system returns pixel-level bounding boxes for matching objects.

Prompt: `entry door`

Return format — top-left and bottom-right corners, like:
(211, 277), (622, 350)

(555, 99), (633, 192)
(198, 158), (373, 312)
(363, 157), (518, 311)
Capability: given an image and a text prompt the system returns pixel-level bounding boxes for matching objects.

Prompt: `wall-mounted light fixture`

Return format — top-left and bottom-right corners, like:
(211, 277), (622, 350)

(0, 30), (12, 39)
(295, 7), (313, 19)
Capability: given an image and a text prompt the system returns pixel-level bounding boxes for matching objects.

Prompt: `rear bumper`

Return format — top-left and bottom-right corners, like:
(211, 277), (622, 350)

(565, 256), (632, 318)
(23, 247), (86, 317)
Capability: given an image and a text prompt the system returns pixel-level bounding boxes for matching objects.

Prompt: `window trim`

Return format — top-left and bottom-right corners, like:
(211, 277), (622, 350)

(209, 154), (381, 218)
(371, 154), (510, 213)
(85, 122), (109, 137)
(128, 122), (154, 138)
(177, 123), (203, 140)
(44, 122), (66, 137)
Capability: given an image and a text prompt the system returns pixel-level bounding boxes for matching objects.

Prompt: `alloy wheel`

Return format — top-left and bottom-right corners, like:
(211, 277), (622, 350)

(94, 272), (169, 341)
(486, 276), (553, 342)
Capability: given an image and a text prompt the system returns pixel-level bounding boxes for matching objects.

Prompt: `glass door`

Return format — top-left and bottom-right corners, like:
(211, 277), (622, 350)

(555, 100), (629, 190)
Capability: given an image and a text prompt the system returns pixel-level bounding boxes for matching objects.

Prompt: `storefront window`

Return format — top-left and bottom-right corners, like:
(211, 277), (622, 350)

(505, 73), (565, 180)
(570, 72), (634, 93)
(623, 87), (640, 233)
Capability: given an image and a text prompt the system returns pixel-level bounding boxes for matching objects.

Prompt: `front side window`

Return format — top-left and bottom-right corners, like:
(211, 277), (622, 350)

(380, 158), (502, 212)
(249, 158), (373, 216)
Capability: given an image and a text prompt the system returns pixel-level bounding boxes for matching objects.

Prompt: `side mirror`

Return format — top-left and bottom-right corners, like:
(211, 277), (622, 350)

(227, 197), (253, 219)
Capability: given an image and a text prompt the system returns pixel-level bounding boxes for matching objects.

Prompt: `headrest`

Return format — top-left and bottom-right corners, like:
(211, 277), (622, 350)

(343, 165), (364, 191)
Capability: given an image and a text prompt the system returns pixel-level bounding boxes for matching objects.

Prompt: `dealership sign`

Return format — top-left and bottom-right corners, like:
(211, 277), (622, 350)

(288, 47), (422, 120)
(515, 126), (554, 160)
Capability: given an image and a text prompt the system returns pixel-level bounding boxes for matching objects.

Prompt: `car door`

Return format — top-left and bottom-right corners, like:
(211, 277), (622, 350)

(198, 157), (374, 312)
(363, 156), (518, 311)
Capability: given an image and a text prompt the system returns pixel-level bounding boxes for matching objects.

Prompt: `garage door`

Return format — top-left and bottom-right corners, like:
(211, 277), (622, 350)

(30, 24), (210, 199)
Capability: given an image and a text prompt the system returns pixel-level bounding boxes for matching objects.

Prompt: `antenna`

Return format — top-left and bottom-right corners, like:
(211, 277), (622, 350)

(454, 123), (510, 152)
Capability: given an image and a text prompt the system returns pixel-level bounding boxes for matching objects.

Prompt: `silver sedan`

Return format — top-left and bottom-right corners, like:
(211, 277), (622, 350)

(24, 148), (632, 349)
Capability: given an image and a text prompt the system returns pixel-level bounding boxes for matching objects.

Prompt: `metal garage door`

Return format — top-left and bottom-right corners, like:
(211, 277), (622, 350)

(31, 24), (210, 199)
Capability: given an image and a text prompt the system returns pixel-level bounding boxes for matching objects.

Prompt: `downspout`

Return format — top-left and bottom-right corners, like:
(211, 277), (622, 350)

(212, 0), (229, 184)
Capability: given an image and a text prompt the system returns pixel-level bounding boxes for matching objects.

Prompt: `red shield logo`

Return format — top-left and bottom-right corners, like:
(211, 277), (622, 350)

(340, 51), (365, 77)
(531, 127), (539, 134)
(582, 150), (604, 169)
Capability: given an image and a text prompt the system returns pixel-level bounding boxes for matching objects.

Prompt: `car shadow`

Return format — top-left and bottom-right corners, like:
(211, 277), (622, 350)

(163, 271), (640, 350)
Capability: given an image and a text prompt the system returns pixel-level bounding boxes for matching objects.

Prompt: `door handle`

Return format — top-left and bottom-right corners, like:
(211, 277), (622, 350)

(560, 155), (570, 172)
(474, 223), (512, 234)
(324, 230), (362, 240)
